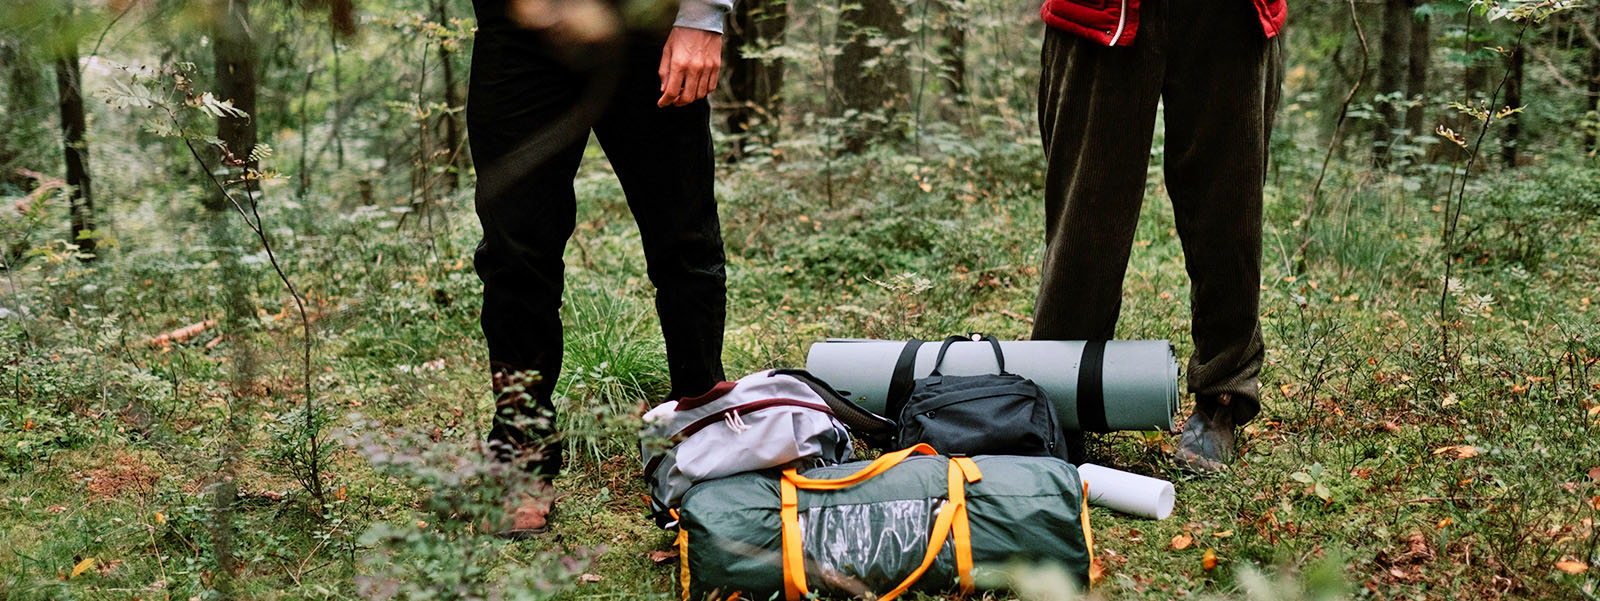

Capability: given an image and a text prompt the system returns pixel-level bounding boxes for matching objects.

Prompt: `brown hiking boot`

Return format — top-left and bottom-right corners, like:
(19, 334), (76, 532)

(494, 480), (556, 540)
(1173, 394), (1239, 474)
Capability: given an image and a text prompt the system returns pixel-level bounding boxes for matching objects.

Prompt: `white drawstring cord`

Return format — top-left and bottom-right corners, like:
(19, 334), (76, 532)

(723, 409), (752, 433)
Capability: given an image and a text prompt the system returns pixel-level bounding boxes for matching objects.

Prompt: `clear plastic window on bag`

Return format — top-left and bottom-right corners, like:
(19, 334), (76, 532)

(798, 499), (957, 595)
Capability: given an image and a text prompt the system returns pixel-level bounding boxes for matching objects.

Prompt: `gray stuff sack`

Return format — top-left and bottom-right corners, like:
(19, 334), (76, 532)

(640, 369), (893, 526)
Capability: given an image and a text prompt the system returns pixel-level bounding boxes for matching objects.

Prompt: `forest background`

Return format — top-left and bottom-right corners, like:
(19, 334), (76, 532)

(2, 0), (1599, 599)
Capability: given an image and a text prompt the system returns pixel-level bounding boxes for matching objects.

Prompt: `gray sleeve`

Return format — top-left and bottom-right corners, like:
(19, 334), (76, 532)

(673, 0), (733, 33)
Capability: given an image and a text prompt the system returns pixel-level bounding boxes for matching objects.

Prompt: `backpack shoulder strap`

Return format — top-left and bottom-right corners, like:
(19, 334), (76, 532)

(770, 369), (895, 434)
(884, 338), (924, 423)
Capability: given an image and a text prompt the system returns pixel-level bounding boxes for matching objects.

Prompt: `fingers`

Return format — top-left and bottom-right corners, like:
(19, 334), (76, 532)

(698, 63), (718, 101)
(656, 30), (722, 107)
(660, 59), (705, 107)
(675, 59), (721, 107)
(658, 43), (673, 92)
(658, 63), (686, 107)
(657, 42), (676, 106)
(677, 64), (704, 107)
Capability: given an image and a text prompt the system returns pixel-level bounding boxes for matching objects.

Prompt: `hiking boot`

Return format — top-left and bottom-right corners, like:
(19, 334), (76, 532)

(495, 480), (556, 540)
(1173, 394), (1239, 474)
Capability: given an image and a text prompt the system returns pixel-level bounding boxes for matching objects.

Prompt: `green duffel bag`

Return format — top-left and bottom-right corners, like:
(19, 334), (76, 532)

(673, 444), (1094, 601)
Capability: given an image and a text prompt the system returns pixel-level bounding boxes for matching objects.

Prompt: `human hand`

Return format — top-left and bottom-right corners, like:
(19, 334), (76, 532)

(657, 26), (722, 108)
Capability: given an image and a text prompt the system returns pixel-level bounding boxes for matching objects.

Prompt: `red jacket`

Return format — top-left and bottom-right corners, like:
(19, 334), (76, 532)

(1041, 0), (1286, 47)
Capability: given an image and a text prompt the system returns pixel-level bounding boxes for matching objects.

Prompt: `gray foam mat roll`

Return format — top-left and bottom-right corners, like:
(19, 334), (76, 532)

(805, 339), (1180, 431)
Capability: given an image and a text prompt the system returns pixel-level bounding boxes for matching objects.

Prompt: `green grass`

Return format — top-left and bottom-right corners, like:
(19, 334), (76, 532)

(3, 140), (1599, 601)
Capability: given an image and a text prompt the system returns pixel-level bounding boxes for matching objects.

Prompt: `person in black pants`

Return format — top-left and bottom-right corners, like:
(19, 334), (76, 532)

(468, 0), (732, 537)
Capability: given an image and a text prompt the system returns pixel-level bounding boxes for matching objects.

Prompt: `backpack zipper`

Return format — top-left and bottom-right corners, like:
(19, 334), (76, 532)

(909, 390), (1033, 416)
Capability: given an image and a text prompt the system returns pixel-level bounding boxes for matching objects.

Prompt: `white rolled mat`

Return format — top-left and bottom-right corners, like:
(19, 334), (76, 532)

(1078, 463), (1175, 520)
(804, 339), (1180, 431)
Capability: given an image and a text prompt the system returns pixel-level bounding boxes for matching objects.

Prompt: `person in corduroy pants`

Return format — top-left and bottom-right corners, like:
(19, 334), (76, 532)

(1032, 0), (1285, 472)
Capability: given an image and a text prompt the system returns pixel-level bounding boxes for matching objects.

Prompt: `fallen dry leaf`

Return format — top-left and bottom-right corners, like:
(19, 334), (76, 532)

(579, 573), (603, 583)
(70, 558), (95, 579)
(1202, 548), (1218, 571)
(1435, 517), (1452, 529)
(95, 559), (122, 576)
(1088, 555), (1105, 584)
(1432, 445), (1479, 459)
(1170, 533), (1193, 550)
(1587, 466), (1600, 482)
(1555, 560), (1588, 575)
(647, 549), (679, 564)
(1212, 530), (1233, 538)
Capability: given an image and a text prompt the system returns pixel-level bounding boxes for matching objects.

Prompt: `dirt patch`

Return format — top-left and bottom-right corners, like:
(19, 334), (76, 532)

(82, 451), (161, 499)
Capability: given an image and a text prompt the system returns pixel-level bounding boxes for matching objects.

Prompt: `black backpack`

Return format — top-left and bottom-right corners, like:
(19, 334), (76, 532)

(887, 335), (1071, 462)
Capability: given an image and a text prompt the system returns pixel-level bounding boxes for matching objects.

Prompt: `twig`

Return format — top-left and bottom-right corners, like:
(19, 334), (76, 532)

(89, 2), (136, 57)
(165, 94), (326, 505)
(999, 308), (1034, 324)
(293, 511), (347, 582)
(1293, 0), (1369, 275)
(1438, 23), (1532, 361)
(1528, 45), (1579, 90)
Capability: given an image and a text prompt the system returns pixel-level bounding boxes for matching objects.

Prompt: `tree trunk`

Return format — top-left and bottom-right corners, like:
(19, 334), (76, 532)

(722, 0), (787, 161)
(1500, 44), (1522, 167)
(208, 0), (258, 212)
(1374, 0), (1409, 165)
(1463, 16), (1487, 104)
(53, 19), (94, 258)
(436, 0), (465, 192)
(1, 39), (45, 191)
(938, 0), (966, 100)
(834, 0), (910, 153)
(1586, 6), (1600, 153)
(1404, 0), (1429, 135)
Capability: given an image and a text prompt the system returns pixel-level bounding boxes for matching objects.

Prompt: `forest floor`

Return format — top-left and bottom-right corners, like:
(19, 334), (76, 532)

(3, 138), (1599, 601)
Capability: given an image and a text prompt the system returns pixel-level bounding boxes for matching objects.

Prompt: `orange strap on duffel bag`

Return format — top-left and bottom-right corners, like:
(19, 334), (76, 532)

(779, 444), (983, 601)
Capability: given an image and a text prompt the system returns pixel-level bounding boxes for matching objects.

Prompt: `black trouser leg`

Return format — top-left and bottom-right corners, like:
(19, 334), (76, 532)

(1032, 3), (1167, 463)
(594, 34), (727, 399)
(468, 18), (726, 477)
(1161, 0), (1281, 423)
(468, 19), (612, 478)
(1033, 0), (1279, 450)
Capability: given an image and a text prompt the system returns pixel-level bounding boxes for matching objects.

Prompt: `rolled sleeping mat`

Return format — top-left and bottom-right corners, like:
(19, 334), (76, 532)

(1077, 463), (1176, 520)
(804, 339), (1180, 432)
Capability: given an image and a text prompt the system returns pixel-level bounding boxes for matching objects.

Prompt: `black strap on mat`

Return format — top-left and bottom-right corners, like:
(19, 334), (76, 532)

(1076, 340), (1110, 433)
(885, 338), (924, 423)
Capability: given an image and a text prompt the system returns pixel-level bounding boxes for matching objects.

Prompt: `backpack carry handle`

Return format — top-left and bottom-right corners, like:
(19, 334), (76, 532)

(929, 333), (1008, 376)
